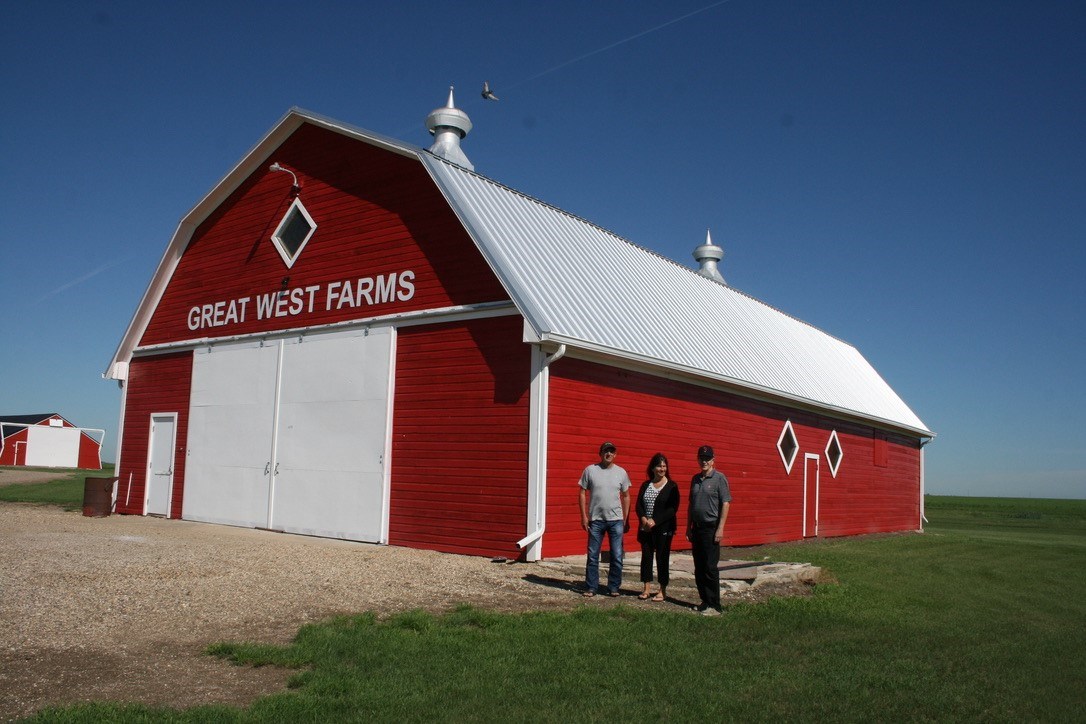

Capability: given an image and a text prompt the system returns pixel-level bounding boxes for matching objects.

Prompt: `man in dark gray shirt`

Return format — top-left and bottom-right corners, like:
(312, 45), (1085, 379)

(686, 445), (731, 615)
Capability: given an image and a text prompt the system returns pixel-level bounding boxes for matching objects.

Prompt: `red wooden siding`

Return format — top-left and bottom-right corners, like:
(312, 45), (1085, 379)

(874, 432), (889, 467)
(543, 358), (921, 558)
(389, 315), (531, 557)
(816, 427), (921, 538)
(77, 432), (102, 469)
(0, 428), (28, 465)
(141, 123), (508, 347)
(0, 428), (27, 465)
(115, 352), (193, 517)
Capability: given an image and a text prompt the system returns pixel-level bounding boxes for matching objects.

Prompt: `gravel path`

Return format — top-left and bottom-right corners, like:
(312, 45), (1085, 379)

(0, 501), (706, 720)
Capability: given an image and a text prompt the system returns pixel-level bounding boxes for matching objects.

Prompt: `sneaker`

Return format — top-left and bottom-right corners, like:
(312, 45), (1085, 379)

(692, 604), (707, 613)
(700, 607), (722, 617)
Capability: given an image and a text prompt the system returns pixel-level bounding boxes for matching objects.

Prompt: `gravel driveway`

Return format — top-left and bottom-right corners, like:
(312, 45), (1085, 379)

(0, 500), (706, 720)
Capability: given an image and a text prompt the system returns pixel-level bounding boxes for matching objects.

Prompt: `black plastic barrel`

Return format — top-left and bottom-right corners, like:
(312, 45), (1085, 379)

(82, 476), (115, 517)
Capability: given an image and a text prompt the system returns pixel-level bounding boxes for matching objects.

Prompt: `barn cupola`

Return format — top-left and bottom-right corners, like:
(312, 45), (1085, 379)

(426, 86), (474, 171)
(693, 229), (726, 284)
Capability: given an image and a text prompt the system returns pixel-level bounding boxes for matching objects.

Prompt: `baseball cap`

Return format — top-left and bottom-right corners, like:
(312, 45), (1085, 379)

(697, 445), (715, 460)
(599, 442), (617, 454)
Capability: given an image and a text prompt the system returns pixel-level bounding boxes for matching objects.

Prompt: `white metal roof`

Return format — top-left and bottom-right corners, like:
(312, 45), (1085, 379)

(420, 154), (931, 436)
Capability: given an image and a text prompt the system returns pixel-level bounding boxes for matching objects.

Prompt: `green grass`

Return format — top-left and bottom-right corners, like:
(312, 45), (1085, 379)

(26, 495), (1086, 722)
(0, 464), (114, 511)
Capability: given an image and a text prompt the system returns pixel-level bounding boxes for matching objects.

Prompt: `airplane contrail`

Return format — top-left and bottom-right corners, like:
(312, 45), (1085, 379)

(400, 0), (734, 137)
(505, 0), (735, 92)
(36, 256), (132, 303)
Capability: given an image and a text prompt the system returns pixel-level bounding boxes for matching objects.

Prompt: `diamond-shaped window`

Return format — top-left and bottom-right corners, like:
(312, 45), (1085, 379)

(826, 430), (844, 478)
(271, 198), (317, 268)
(777, 420), (799, 474)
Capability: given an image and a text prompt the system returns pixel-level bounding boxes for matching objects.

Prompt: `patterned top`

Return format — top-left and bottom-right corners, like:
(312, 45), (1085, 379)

(642, 483), (663, 518)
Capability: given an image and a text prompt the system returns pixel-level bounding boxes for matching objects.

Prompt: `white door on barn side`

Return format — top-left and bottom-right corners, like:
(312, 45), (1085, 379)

(146, 413), (177, 516)
(184, 342), (279, 528)
(803, 453), (819, 538)
(270, 328), (392, 542)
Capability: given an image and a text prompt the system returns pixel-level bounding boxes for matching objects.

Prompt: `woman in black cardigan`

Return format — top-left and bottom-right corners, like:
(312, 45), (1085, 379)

(636, 452), (680, 601)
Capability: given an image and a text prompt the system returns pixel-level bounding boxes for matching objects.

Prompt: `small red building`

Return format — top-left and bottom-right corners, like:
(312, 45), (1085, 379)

(0, 414), (104, 469)
(105, 94), (932, 558)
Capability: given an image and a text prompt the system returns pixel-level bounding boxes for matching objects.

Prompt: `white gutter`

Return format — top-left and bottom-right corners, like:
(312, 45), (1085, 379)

(516, 344), (566, 557)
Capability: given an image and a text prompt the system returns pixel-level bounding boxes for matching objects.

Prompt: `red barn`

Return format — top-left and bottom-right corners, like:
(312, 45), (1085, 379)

(105, 94), (933, 558)
(0, 414), (104, 469)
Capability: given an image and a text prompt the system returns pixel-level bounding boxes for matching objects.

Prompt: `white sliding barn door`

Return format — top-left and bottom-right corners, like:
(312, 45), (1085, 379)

(270, 328), (392, 541)
(26, 426), (80, 467)
(181, 330), (393, 542)
(184, 342), (279, 528)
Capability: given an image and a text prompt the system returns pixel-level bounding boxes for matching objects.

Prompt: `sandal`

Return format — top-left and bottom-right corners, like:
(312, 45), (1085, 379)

(638, 592), (650, 600)
(582, 590), (595, 597)
(608, 591), (620, 597)
(652, 592), (665, 602)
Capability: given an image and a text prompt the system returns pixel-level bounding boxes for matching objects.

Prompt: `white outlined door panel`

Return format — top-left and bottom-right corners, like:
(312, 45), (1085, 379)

(184, 342), (279, 528)
(803, 453), (819, 538)
(271, 328), (391, 541)
(146, 414), (177, 516)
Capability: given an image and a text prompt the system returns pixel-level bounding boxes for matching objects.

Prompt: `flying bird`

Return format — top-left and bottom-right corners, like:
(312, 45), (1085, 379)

(481, 81), (499, 101)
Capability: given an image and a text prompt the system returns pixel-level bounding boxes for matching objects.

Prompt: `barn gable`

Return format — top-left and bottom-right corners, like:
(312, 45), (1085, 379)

(129, 119), (508, 354)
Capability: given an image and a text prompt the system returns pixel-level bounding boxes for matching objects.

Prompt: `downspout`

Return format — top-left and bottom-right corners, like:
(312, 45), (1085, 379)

(919, 436), (934, 526)
(115, 377), (132, 512)
(516, 344), (566, 555)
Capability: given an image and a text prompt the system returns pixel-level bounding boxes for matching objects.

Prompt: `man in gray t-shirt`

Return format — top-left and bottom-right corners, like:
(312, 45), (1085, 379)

(579, 441), (631, 596)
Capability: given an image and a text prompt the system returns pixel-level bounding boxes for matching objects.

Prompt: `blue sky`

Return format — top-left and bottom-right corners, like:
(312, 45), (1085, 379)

(2, 1), (1083, 499)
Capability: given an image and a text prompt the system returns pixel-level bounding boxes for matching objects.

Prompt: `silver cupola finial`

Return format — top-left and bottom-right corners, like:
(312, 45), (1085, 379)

(426, 86), (474, 170)
(693, 229), (726, 284)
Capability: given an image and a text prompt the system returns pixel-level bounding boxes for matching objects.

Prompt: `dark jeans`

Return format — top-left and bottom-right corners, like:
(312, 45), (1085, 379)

(690, 524), (721, 610)
(585, 519), (624, 593)
(639, 528), (673, 588)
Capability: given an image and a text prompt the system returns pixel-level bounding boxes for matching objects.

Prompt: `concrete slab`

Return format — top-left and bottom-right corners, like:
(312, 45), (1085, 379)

(541, 551), (820, 591)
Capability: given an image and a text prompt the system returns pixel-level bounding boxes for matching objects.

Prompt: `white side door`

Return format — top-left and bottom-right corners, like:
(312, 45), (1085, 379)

(145, 413), (177, 516)
(184, 342), (280, 528)
(270, 328), (392, 541)
(803, 453), (820, 538)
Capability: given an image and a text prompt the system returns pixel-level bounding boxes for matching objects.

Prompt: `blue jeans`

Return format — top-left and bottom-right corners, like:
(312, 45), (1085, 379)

(585, 519), (625, 593)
